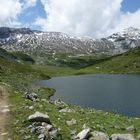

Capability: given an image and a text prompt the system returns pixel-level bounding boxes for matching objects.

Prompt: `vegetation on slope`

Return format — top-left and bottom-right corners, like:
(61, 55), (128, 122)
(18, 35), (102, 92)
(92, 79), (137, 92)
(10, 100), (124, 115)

(12, 51), (35, 64)
(0, 47), (140, 139)
(78, 47), (140, 74)
(0, 48), (35, 64)
(32, 47), (140, 76)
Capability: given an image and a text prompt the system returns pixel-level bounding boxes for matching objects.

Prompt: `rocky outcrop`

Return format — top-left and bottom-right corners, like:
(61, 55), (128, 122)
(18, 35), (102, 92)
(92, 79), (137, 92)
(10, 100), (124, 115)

(54, 99), (66, 106)
(25, 92), (38, 101)
(90, 131), (110, 140)
(28, 112), (63, 140)
(1, 27), (140, 61)
(126, 125), (136, 132)
(28, 112), (51, 124)
(66, 118), (77, 126)
(76, 128), (91, 140)
(59, 107), (75, 113)
(111, 134), (135, 140)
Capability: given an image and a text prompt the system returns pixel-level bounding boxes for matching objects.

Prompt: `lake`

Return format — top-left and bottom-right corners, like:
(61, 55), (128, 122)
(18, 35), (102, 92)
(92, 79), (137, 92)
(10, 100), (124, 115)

(37, 74), (140, 117)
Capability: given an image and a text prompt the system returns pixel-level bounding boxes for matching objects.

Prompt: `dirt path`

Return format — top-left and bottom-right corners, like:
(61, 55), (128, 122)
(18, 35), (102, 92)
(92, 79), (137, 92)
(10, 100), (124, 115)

(0, 86), (10, 140)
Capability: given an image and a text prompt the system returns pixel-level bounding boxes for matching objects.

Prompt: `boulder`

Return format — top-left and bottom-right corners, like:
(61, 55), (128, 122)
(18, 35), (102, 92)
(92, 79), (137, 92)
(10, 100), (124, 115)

(49, 129), (63, 140)
(38, 134), (46, 140)
(25, 92), (38, 101)
(126, 126), (136, 132)
(28, 112), (51, 124)
(66, 119), (77, 126)
(111, 134), (136, 140)
(29, 106), (34, 110)
(90, 131), (109, 140)
(54, 99), (66, 105)
(59, 107), (74, 113)
(77, 128), (91, 140)
(24, 135), (31, 140)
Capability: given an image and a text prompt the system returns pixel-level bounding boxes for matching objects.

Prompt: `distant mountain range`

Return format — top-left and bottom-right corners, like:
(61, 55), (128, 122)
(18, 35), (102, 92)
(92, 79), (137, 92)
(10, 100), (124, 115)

(0, 27), (140, 57)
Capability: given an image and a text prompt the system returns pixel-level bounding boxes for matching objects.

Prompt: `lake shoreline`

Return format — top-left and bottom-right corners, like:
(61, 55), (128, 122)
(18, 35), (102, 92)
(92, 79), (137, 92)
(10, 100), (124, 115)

(37, 74), (140, 117)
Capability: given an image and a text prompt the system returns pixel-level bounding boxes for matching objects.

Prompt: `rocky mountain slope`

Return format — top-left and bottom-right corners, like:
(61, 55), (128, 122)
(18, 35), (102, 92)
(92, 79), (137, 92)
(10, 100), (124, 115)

(107, 27), (140, 53)
(0, 27), (140, 57)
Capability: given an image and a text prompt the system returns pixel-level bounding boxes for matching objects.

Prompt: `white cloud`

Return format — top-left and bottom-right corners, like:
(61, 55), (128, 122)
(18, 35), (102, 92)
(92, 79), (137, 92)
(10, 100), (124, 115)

(35, 0), (140, 38)
(0, 0), (38, 27)
(0, 0), (22, 27)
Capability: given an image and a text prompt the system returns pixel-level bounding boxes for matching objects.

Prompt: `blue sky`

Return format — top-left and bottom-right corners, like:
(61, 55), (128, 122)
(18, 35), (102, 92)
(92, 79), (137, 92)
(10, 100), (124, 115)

(0, 0), (140, 37)
(18, 0), (46, 30)
(122, 0), (140, 12)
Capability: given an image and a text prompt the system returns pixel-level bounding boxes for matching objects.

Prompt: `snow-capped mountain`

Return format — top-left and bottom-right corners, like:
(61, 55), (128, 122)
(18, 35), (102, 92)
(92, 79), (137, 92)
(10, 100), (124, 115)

(107, 27), (140, 52)
(0, 27), (140, 56)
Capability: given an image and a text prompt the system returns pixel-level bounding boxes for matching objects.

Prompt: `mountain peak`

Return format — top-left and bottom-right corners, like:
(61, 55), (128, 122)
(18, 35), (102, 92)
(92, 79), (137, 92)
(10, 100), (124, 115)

(108, 27), (140, 41)
(123, 27), (140, 32)
(0, 27), (34, 39)
(0, 26), (140, 58)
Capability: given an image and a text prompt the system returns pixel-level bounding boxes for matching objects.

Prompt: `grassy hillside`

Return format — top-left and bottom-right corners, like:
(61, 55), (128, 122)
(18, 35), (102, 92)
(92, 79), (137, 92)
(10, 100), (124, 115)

(34, 47), (140, 76)
(0, 47), (140, 139)
(0, 48), (35, 64)
(78, 47), (140, 74)
(0, 55), (49, 92)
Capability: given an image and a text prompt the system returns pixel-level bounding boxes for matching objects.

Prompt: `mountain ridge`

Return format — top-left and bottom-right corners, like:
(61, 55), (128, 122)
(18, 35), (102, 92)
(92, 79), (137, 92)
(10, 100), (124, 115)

(0, 27), (140, 64)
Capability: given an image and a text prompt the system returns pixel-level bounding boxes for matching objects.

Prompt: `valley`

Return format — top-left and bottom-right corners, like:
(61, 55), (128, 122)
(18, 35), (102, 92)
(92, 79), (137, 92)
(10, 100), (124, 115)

(0, 27), (140, 139)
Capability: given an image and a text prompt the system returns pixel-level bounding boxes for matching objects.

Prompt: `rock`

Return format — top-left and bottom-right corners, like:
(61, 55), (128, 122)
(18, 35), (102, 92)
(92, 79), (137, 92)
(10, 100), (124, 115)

(96, 67), (100, 69)
(29, 106), (34, 110)
(49, 129), (63, 140)
(90, 131), (109, 140)
(126, 126), (136, 132)
(43, 123), (53, 131)
(33, 125), (49, 136)
(38, 134), (46, 140)
(28, 112), (51, 124)
(24, 135), (31, 140)
(54, 99), (66, 105)
(111, 134), (136, 140)
(59, 107), (74, 113)
(76, 128), (91, 140)
(70, 130), (77, 139)
(30, 127), (36, 133)
(25, 92), (38, 101)
(34, 126), (45, 134)
(41, 99), (47, 102)
(70, 130), (77, 136)
(66, 119), (77, 126)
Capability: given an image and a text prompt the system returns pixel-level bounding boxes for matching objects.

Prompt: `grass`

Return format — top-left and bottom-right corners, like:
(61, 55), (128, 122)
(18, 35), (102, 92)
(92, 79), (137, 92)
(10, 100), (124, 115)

(77, 48), (140, 74)
(12, 51), (35, 64)
(32, 47), (140, 76)
(6, 84), (140, 140)
(0, 47), (140, 139)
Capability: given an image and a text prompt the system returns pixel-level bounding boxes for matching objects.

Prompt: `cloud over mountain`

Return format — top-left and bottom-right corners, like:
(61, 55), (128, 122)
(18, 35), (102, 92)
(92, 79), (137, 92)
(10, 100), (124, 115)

(0, 0), (37, 27)
(0, 0), (140, 37)
(0, 0), (22, 26)
(35, 0), (140, 38)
